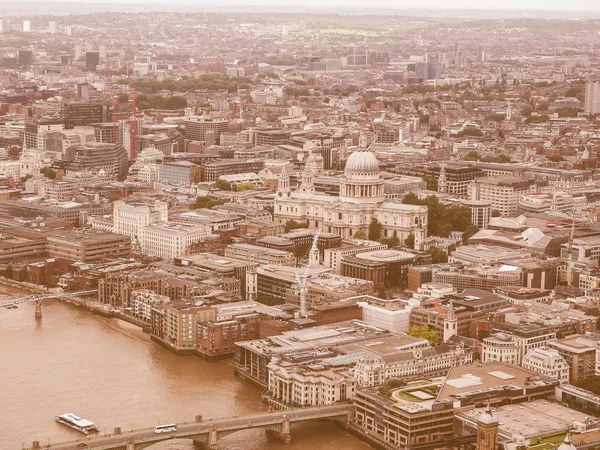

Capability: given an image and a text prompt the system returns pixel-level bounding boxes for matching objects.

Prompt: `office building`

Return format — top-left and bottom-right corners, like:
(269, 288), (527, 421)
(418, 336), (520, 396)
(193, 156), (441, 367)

(472, 176), (536, 217)
(522, 347), (570, 383)
(548, 335), (597, 383)
(200, 159), (265, 182)
(584, 81), (600, 115)
(17, 50), (33, 65)
(184, 116), (228, 145)
(85, 51), (100, 69)
(163, 300), (217, 352)
(158, 161), (201, 185)
(65, 143), (129, 181)
(63, 102), (108, 128)
(49, 21), (57, 34)
(23, 21), (31, 32)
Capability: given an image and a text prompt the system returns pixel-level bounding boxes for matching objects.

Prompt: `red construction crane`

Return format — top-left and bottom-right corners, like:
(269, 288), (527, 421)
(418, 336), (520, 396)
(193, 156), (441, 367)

(128, 85), (137, 163)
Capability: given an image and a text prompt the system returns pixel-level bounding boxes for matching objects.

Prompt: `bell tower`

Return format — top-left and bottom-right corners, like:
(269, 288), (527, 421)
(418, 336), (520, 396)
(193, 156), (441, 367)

(477, 405), (499, 450)
(443, 301), (458, 343)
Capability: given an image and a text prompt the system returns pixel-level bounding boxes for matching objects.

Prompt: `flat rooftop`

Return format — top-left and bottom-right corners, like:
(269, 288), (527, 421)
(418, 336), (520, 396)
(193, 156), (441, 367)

(458, 402), (590, 441)
(438, 362), (555, 403)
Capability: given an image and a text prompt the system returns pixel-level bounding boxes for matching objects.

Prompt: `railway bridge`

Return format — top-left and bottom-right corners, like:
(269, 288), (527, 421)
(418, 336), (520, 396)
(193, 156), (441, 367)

(27, 404), (354, 450)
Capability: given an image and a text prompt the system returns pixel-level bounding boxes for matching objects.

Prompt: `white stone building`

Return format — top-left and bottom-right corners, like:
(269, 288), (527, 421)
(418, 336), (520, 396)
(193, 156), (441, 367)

(130, 290), (170, 322)
(357, 296), (413, 333)
(141, 222), (210, 259)
(353, 344), (473, 387)
(267, 358), (356, 407)
(273, 150), (428, 247)
(522, 347), (570, 383)
(482, 328), (557, 366)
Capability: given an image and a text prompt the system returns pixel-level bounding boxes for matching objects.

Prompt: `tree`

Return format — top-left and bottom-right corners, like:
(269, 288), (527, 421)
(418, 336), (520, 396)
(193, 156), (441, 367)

(233, 182), (255, 192)
(20, 174), (32, 183)
(195, 196), (225, 209)
(492, 209), (501, 217)
(369, 218), (382, 241)
(117, 93), (130, 104)
(5, 264), (13, 279)
(73, 217), (81, 228)
(402, 194), (475, 238)
(485, 113), (506, 122)
(525, 114), (549, 124)
(574, 376), (600, 395)
(521, 107), (533, 117)
(404, 233), (415, 249)
(462, 224), (479, 243)
(464, 151), (480, 161)
(378, 378), (407, 398)
(215, 179), (232, 191)
(457, 128), (483, 137)
(377, 284), (387, 300)
(546, 154), (564, 163)
(354, 229), (367, 239)
(285, 220), (308, 233)
(40, 167), (56, 179)
(387, 236), (400, 248)
(407, 325), (440, 346)
(423, 175), (438, 191)
(428, 246), (448, 264)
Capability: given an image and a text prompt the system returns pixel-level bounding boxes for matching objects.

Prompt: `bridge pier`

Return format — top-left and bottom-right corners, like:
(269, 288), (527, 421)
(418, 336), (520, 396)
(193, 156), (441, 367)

(207, 425), (218, 450)
(279, 414), (291, 444)
(126, 437), (135, 450)
(34, 302), (42, 319)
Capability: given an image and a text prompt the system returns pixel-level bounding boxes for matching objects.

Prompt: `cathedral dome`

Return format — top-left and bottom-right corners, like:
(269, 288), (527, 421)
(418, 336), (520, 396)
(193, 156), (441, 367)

(345, 150), (380, 174)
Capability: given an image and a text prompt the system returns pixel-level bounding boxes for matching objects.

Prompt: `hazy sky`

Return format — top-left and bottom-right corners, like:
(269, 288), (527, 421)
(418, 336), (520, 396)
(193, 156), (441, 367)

(24, 0), (600, 10)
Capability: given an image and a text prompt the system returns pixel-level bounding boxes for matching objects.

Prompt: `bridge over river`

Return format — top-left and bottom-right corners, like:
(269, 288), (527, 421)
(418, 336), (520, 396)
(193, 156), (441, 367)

(27, 404), (355, 450)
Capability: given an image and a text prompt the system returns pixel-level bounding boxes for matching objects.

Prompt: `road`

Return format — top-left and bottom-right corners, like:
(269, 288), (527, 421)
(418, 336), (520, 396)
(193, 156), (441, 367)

(39, 404), (354, 450)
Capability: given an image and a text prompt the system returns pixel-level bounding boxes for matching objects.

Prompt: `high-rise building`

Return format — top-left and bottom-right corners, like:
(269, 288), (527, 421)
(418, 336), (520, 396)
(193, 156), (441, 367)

(49, 21), (57, 34)
(77, 83), (90, 101)
(64, 142), (129, 181)
(98, 45), (107, 59)
(74, 44), (83, 60)
(85, 51), (100, 69)
(0, 20), (4, 33)
(184, 116), (229, 145)
(584, 81), (600, 115)
(63, 102), (109, 128)
(479, 44), (486, 62)
(23, 20), (31, 32)
(17, 49), (33, 65)
(64, 26), (72, 36)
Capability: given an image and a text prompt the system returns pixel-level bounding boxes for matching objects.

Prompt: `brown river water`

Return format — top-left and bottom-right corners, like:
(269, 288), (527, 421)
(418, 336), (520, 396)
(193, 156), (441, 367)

(0, 285), (372, 450)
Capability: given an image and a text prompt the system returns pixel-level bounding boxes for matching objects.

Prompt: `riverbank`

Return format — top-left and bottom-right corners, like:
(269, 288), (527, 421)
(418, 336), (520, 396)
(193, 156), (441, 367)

(0, 277), (149, 329)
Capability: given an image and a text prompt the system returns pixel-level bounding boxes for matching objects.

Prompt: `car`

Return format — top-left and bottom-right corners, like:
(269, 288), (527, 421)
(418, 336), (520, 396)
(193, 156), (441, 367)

(77, 444), (87, 448)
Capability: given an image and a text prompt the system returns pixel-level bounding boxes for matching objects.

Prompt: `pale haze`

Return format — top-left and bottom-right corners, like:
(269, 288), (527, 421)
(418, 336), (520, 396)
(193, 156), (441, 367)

(21, 0), (600, 10)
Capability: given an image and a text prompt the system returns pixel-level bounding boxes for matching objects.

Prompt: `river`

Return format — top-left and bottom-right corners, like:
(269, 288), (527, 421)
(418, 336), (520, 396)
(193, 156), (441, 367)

(0, 285), (372, 450)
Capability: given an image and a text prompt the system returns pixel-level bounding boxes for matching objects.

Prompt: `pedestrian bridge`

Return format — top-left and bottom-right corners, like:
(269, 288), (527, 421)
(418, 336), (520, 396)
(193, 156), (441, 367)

(28, 404), (354, 450)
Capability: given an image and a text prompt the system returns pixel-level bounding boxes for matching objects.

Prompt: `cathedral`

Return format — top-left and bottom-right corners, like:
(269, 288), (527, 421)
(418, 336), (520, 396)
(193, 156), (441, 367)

(273, 149), (428, 248)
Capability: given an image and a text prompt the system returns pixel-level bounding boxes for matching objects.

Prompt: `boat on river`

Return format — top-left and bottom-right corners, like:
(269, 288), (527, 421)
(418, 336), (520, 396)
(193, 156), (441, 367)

(55, 413), (99, 435)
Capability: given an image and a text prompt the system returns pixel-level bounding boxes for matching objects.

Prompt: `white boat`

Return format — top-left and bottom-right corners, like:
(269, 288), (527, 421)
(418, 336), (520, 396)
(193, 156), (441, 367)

(55, 413), (100, 435)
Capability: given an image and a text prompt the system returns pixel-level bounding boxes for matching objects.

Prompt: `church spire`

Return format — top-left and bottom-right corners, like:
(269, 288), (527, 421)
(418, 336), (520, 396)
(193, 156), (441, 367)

(438, 163), (447, 194)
